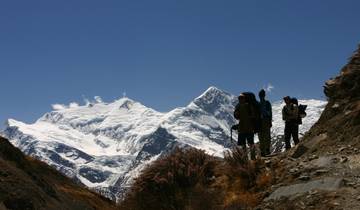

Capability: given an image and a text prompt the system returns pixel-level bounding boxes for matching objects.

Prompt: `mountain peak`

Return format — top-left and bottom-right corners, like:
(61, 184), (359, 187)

(191, 86), (236, 116)
(195, 86), (229, 101)
(206, 86), (221, 92)
(5, 119), (22, 127)
(115, 97), (136, 110)
(114, 97), (134, 104)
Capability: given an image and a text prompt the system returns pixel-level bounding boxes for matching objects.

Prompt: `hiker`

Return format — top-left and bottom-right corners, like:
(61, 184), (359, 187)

(234, 93), (257, 160)
(282, 96), (299, 150)
(258, 89), (272, 156)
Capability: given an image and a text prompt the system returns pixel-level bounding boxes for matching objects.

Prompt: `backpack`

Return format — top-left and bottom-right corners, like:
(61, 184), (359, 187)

(298, 104), (307, 118)
(291, 98), (298, 105)
(291, 97), (307, 124)
(242, 92), (261, 133)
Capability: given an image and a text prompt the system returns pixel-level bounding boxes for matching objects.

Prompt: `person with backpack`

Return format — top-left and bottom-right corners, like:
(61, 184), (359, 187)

(282, 96), (299, 150)
(291, 97), (308, 125)
(258, 89), (272, 156)
(234, 93), (258, 160)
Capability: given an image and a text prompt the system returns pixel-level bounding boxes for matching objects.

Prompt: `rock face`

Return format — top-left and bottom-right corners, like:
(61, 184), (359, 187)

(0, 136), (116, 210)
(309, 45), (360, 149)
(1, 87), (326, 201)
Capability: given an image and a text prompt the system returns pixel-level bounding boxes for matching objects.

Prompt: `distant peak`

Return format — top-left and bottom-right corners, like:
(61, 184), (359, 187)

(204, 86), (222, 94)
(4, 119), (11, 128)
(190, 86), (235, 111)
(4, 119), (23, 128)
(114, 97), (137, 110)
(207, 86), (220, 91)
(114, 97), (135, 104)
(195, 86), (228, 101)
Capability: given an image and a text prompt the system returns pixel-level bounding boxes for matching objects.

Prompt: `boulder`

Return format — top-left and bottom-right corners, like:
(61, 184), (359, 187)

(266, 177), (343, 201)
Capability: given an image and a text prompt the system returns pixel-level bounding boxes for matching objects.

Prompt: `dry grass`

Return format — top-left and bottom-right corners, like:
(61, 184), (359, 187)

(223, 146), (264, 189)
(57, 185), (116, 210)
(223, 191), (260, 210)
(120, 148), (220, 210)
(218, 147), (272, 209)
(120, 146), (274, 210)
(256, 173), (273, 189)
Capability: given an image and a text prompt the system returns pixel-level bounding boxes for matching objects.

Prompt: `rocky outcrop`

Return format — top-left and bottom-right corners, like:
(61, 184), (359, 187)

(290, 45), (360, 156)
(311, 45), (360, 148)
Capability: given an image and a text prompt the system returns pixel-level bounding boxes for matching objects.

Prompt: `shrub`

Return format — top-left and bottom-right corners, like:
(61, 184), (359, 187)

(218, 147), (270, 209)
(223, 147), (264, 189)
(120, 146), (273, 210)
(120, 147), (220, 210)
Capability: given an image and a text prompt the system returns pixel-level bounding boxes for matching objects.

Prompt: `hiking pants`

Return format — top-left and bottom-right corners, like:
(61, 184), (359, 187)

(238, 133), (256, 160)
(238, 133), (254, 147)
(259, 118), (271, 156)
(284, 121), (299, 150)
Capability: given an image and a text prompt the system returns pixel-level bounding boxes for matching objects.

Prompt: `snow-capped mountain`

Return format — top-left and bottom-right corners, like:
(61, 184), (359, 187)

(1, 87), (326, 201)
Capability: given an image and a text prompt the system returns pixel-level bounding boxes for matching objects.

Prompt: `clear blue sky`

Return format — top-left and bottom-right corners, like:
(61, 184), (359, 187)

(1, 0), (360, 125)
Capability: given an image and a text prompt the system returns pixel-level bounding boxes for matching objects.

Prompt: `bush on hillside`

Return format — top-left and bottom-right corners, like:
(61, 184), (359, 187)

(219, 147), (272, 209)
(120, 148), (221, 210)
(120, 146), (273, 210)
(223, 146), (264, 189)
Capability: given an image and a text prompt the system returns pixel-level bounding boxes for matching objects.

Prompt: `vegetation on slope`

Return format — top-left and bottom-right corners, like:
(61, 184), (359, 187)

(120, 147), (274, 210)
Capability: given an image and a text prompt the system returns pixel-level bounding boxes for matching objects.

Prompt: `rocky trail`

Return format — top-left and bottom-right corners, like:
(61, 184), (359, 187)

(260, 144), (360, 210)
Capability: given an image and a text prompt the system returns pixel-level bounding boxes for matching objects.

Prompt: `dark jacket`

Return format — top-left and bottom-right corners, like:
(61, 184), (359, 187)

(234, 102), (256, 133)
(259, 100), (272, 120)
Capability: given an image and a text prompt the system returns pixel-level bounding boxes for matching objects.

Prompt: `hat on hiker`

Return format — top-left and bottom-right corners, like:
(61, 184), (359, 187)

(283, 96), (291, 102)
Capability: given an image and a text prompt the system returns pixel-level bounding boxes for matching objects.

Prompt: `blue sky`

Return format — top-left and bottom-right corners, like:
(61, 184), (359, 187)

(1, 0), (360, 125)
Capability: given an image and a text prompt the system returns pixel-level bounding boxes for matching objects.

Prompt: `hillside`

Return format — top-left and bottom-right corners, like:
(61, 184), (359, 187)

(0, 136), (116, 210)
(1, 88), (325, 201)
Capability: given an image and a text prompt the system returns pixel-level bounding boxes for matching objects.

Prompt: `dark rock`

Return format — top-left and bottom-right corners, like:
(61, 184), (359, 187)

(298, 175), (311, 181)
(314, 169), (328, 176)
(79, 168), (111, 183)
(340, 156), (348, 163)
(291, 145), (309, 159)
